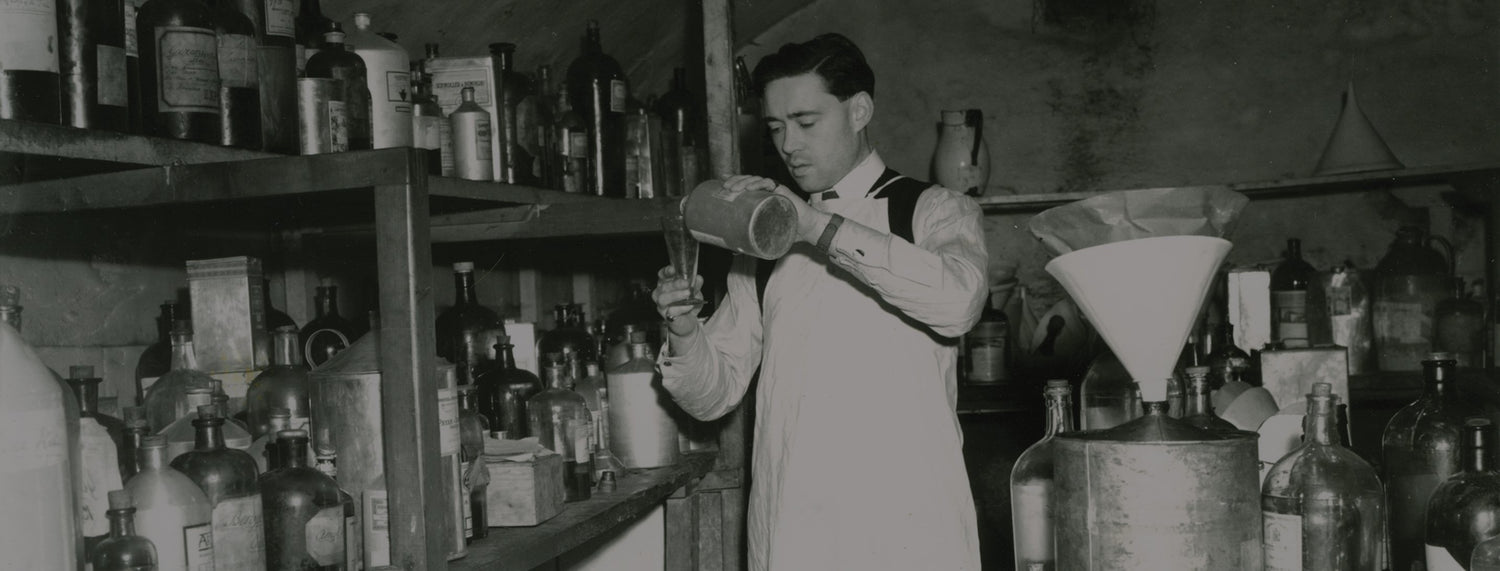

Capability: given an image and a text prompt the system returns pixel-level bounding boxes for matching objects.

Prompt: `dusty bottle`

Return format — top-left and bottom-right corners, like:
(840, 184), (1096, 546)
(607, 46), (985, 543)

(1426, 418), (1500, 570)
(458, 386), (490, 541)
(566, 20), (628, 197)
(122, 406), (152, 479)
(435, 261), (504, 385)
(312, 446), (362, 571)
(607, 331), (680, 469)
(1271, 238), (1317, 348)
(170, 406), (265, 570)
(142, 328), (218, 437)
(135, 302), (182, 406)
(346, 12), (411, 148)
(247, 326), (311, 439)
(530, 358), (594, 501)
(67, 365), (129, 477)
(68, 365), (127, 558)
(213, 0), (261, 148)
(1010, 379), (1074, 571)
(553, 83), (589, 193)
(1373, 226), (1454, 372)
(540, 304), (597, 369)
(1182, 366), (1237, 433)
(300, 281), (360, 368)
(1434, 277), (1485, 369)
(305, 24), (373, 150)
(136, 0), (221, 142)
(410, 68), (444, 175)
(574, 361), (613, 472)
(0, 0), (61, 123)
(451, 86), (495, 181)
(476, 338), (542, 438)
(1261, 383), (1385, 571)
(92, 489), (160, 571)
(127, 435), (215, 571)
(1383, 352), (1473, 571)
(489, 42), (533, 184)
(0, 317), (82, 569)
(261, 429), (345, 569)
(62, 0), (130, 130)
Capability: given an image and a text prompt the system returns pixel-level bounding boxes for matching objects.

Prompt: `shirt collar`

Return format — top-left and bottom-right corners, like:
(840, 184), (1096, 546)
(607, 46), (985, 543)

(813, 151), (885, 201)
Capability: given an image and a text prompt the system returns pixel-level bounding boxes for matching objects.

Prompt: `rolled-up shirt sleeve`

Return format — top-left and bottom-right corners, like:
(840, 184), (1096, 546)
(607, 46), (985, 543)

(658, 254), (762, 421)
(823, 187), (989, 338)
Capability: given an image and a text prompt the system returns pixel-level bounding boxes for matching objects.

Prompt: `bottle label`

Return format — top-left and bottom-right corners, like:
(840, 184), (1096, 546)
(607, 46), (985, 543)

(217, 33), (258, 89)
(264, 0), (295, 37)
(1272, 290), (1309, 347)
(1262, 510), (1301, 571)
(183, 522), (215, 570)
(154, 26), (220, 113)
(474, 117), (494, 159)
(569, 131), (588, 159)
(124, 0), (139, 58)
(386, 70), (411, 104)
(440, 387), (460, 456)
(1327, 285), (1353, 316)
(430, 67), (492, 109)
(440, 120), (455, 175)
(416, 115), (442, 150)
(460, 461), (474, 538)
(0, 0), (58, 72)
(79, 418), (123, 538)
(1010, 481), (1053, 567)
(97, 45), (128, 108)
(304, 506), (344, 566)
(1427, 544), (1463, 571)
(609, 79), (627, 113)
(328, 100), (349, 152)
(212, 494), (266, 570)
(1374, 301), (1427, 344)
(345, 510), (362, 571)
(967, 328), (1008, 383)
(364, 489), (390, 567)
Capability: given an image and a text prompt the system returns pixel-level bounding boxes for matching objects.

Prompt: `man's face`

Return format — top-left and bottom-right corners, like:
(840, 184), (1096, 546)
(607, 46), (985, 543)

(763, 73), (869, 192)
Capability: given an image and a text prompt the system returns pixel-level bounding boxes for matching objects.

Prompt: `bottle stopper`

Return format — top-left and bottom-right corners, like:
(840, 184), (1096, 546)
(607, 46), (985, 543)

(196, 405), (219, 419)
(598, 470), (618, 492)
(68, 365), (96, 379)
(107, 490), (133, 510)
(453, 261), (474, 272)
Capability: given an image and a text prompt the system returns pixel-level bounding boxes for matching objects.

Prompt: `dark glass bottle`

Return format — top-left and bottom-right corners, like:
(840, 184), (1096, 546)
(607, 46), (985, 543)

(292, 0), (330, 73)
(566, 20), (628, 197)
(964, 292), (1010, 385)
(91, 490), (160, 571)
(212, 0), (260, 149)
(539, 304), (596, 368)
(1374, 225), (1453, 372)
(1383, 352), (1473, 571)
(490, 42), (533, 185)
(458, 386), (490, 542)
(476, 338), (542, 439)
(312, 448), (361, 571)
(67, 0), (130, 130)
(528, 358), (592, 502)
(553, 82), (589, 193)
(241, 0), (297, 154)
(1271, 238), (1316, 348)
(134, 301), (181, 405)
(136, 0), (221, 143)
(1009, 379), (1074, 571)
(0, 0), (61, 123)
(1206, 322), (1254, 390)
(1182, 366), (1237, 433)
(248, 407), (290, 473)
(170, 406), (266, 570)
(247, 326), (311, 440)
(1425, 418), (1500, 569)
(260, 429), (345, 570)
(435, 261), (504, 386)
(410, 68), (444, 175)
(305, 24), (373, 150)
(121, 406), (151, 479)
(299, 283), (360, 368)
(531, 64), (556, 187)
(655, 66), (704, 198)
(263, 279), (297, 331)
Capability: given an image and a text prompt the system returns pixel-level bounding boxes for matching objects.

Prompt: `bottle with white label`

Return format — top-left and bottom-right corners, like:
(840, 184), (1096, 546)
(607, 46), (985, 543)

(566, 19), (628, 197)
(0, 0), (62, 123)
(136, 0), (221, 142)
(1261, 383), (1384, 571)
(0, 318), (81, 570)
(1426, 418), (1500, 571)
(450, 86), (494, 181)
(1270, 237), (1315, 349)
(261, 429), (346, 570)
(63, 0), (130, 130)
(1009, 380), (1074, 571)
(210, 0), (261, 149)
(345, 13), (412, 149)
(170, 406), (266, 571)
(126, 435), (215, 571)
(313, 446), (362, 571)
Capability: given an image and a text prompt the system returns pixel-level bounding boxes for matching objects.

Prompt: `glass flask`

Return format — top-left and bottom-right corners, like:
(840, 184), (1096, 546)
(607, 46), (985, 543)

(528, 358), (593, 502)
(260, 429), (345, 569)
(169, 406), (265, 570)
(121, 406), (151, 480)
(1373, 225), (1454, 372)
(1434, 277), (1484, 368)
(1079, 348), (1142, 430)
(489, 42), (533, 185)
(1182, 366), (1237, 433)
(435, 261), (504, 386)
(1271, 237), (1317, 348)
(458, 386), (490, 541)
(1010, 379), (1074, 571)
(312, 445), (361, 571)
(91, 489), (160, 571)
(1426, 418), (1500, 570)
(142, 328), (218, 431)
(134, 301), (181, 405)
(126, 435), (215, 571)
(1261, 383), (1385, 571)
(476, 337), (542, 439)
(1383, 352), (1472, 571)
(246, 326), (311, 440)
(299, 282), (361, 368)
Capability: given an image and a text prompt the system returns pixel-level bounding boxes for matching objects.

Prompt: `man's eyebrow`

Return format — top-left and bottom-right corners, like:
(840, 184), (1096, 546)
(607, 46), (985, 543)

(765, 110), (821, 123)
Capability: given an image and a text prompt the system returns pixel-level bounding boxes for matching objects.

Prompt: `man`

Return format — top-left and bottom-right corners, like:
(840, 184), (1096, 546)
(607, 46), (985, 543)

(653, 33), (988, 570)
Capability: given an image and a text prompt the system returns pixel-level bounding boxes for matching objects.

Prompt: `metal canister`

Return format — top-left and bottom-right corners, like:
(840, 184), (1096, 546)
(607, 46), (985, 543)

(683, 179), (798, 260)
(297, 77), (347, 155)
(1054, 417), (1262, 570)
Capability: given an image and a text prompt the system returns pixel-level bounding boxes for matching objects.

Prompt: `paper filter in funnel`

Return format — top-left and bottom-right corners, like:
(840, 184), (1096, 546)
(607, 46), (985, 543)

(1027, 186), (1247, 258)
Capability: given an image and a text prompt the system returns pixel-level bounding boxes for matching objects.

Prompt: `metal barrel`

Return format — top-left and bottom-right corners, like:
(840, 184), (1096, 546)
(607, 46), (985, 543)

(1054, 430), (1263, 569)
(297, 77), (345, 154)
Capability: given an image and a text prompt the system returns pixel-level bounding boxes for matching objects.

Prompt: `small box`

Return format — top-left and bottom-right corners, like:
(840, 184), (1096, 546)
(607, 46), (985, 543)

(187, 256), (269, 373)
(485, 451), (565, 527)
(427, 56), (504, 180)
(1228, 267), (1271, 353)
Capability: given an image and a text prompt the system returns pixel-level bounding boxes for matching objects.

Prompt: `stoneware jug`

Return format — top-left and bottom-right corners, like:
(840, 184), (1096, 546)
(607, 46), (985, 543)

(932, 109), (990, 196)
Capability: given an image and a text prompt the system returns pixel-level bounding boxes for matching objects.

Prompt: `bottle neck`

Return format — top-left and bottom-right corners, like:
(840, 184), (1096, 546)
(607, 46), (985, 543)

(543, 367), (569, 390)
(500, 345), (518, 369)
(628, 342), (652, 360)
(138, 446), (167, 472)
(494, 50), (514, 72)
(108, 508), (137, 539)
(156, 307), (175, 343)
(280, 438), (310, 468)
(317, 289), (340, 319)
(67, 380), (100, 416)
(1466, 443), (1492, 473)
(194, 421), (226, 450)
(1043, 393), (1073, 438)
(1189, 379), (1214, 417)
(1304, 403), (1337, 446)
(1423, 363), (1454, 402)
(455, 272), (478, 305)
(584, 28), (602, 54)
(170, 338), (199, 370)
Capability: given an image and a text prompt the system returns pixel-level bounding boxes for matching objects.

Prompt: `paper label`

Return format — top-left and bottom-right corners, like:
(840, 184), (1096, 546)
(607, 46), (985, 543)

(609, 79), (627, 113)
(474, 117), (494, 158)
(440, 120), (454, 175)
(415, 115), (442, 149)
(217, 34), (257, 89)
(80, 418), (123, 537)
(1262, 511), (1301, 571)
(460, 461), (474, 538)
(97, 45), (128, 107)
(264, 0), (295, 37)
(1427, 544), (1463, 571)
(1375, 301), (1428, 343)
(212, 495), (265, 570)
(0, 0), (59, 72)
(363, 489), (390, 567)
(439, 387), (460, 456)
(125, 1), (139, 57)
(183, 522), (215, 570)
(304, 506), (344, 566)
(1273, 290), (1309, 346)
(568, 131), (588, 159)
(155, 26), (219, 112)
(1011, 482), (1053, 567)
(328, 100), (348, 152)
(386, 70), (411, 103)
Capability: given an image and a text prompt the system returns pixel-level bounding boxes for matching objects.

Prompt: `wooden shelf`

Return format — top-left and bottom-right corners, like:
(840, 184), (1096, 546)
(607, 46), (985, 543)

(0, 118), (274, 166)
(451, 452), (718, 571)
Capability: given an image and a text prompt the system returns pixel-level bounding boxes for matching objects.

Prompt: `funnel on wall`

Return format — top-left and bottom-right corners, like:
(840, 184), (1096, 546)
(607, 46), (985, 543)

(1046, 235), (1232, 402)
(1313, 82), (1403, 176)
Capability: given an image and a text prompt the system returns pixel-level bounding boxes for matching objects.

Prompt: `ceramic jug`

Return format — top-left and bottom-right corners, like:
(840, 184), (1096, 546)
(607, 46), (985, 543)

(932, 109), (990, 196)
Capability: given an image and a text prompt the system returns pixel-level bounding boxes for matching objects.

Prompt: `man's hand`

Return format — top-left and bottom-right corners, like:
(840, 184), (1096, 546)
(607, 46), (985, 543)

(652, 265), (705, 336)
(721, 175), (831, 244)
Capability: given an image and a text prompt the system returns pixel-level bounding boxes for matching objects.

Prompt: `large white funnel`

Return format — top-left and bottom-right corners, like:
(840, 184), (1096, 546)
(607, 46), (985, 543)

(1046, 235), (1231, 402)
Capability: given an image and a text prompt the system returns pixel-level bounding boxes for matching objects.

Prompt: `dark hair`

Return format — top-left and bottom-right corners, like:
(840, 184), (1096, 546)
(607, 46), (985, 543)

(752, 33), (874, 101)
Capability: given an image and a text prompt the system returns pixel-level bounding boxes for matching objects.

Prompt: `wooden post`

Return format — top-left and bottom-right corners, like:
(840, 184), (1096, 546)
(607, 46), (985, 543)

(665, 490), (701, 571)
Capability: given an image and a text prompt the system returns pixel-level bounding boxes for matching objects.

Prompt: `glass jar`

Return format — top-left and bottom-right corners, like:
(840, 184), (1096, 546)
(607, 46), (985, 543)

(1373, 225), (1453, 372)
(528, 359), (593, 502)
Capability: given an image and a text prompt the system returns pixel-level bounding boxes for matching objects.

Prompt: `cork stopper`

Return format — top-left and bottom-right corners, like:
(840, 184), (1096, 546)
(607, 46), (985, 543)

(107, 490), (133, 510)
(453, 261), (474, 273)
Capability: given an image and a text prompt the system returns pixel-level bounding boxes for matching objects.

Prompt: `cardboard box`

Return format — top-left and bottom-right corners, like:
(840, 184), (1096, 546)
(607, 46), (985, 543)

(187, 256), (269, 373)
(1256, 346), (1353, 480)
(485, 450), (565, 527)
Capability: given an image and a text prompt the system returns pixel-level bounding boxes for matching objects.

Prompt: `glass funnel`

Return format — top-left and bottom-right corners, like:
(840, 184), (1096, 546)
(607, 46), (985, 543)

(660, 196), (703, 310)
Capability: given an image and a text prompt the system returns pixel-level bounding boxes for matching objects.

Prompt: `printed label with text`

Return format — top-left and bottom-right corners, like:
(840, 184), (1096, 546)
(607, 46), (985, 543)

(155, 26), (219, 112)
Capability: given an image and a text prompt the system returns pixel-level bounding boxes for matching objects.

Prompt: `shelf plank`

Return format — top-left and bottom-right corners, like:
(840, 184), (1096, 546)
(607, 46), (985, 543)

(426, 176), (603, 204)
(452, 452), (718, 571)
(0, 119), (274, 165)
(425, 199), (663, 242)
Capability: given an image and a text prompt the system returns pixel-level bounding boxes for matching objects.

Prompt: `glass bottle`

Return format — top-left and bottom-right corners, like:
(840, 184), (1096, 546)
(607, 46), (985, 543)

(566, 19), (628, 198)
(1426, 418), (1500, 570)
(66, 0), (129, 131)
(91, 489), (160, 571)
(528, 358), (593, 501)
(451, 85), (494, 181)
(212, 0), (261, 149)
(1474, 534), (1500, 571)
(964, 292), (1010, 385)
(1271, 237), (1317, 349)
(312, 445), (361, 571)
(162, 388), (216, 462)
(142, 328), (218, 431)
(0, 0), (61, 123)
(574, 361), (613, 473)
(530, 64), (557, 187)
(67, 364), (129, 477)
(1261, 383), (1385, 571)
(476, 338), (542, 438)
(540, 303), (597, 368)
(68, 365), (127, 558)
(436, 261), (505, 386)
(292, 0), (330, 72)
(247, 326), (311, 439)
(305, 24), (373, 150)
(1434, 277), (1485, 368)
(554, 82), (588, 193)
(1009, 379), (1074, 571)
(126, 435), (215, 571)
(1182, 366), (1237, 433)
(410, 67), (444, 175)
(136, 0), (220, 143)
(261, 429), (345, 569)
(489, 42), (534, 185)
(1383, 352), (1472, 571)
(1079, 347), (1142, 430)
(458, 386), (490, 542)
(300, 281), (361, 368)
(169, 406), (265, 570)
(248, 407), (290, 473)
(122, 406), (151, 480)
(263, 279), (297, 332)
(1373, 225), (1454, 372)
(655, 66), (703, 199)
(1207, 322), (1253, 391)
(135, 301), (181, 405)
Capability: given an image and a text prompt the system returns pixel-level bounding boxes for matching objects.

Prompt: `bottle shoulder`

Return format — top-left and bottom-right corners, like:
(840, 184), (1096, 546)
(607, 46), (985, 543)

(170, 448), (261, 496)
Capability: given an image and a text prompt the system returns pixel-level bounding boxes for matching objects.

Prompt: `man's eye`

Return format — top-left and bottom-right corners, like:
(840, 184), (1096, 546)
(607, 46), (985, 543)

(797, 121), (815, 128)
(768, 124), (784, 134)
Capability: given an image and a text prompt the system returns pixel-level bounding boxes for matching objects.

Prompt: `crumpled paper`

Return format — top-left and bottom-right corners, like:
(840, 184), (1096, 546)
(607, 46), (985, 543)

(1027, 186), (1249, 256)
(482, 436), (557, 462)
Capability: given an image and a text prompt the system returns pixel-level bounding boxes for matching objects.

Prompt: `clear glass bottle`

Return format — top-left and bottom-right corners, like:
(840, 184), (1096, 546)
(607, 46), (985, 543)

(134, 301), (181, 405)
(1271, 237), (1317, 348)
(458, 386), (490, 541)
(300, 281), (361, 368)
(530, 64), (556, 187)
(305, 24), (373, 150)
(169, 406), (265, 570)
(1426, 418), (1500, 570)
(476, 337), (542, 439)
(566, 19), (627, 197)
(435, 261), (504, 386)
(91, 489), (160, 571)
(142, 327), (218, 431)
(126, 435), (215, 571)
(121, 406), (151, 480)
(528, 358), (593, 502)
(1383, 352), (1472, 571)
(161, 388), (217, 462)
(1261, 383), (1385, 571)
(1434, 277), (1485, 369)
(1373, 225), (1454, 372)
(261, 429), (345, 569)
(1182, 366), (1237, 433)
(1010, 379), (1074, 571)
(574, 361), (613, 473)
(247, 326), (311, 440)
(1079, 348), (1142, 430)
(312, 445), (361, 571)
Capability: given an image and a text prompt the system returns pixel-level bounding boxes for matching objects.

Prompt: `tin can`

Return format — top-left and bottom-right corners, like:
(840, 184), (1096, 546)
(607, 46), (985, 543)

(297, 77), (347, 155)
(682, 179), (798, 260)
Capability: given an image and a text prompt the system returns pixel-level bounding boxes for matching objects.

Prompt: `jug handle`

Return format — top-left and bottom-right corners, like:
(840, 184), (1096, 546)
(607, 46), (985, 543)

(966, 109), (983, 165)
(1428, 234), (1455, 276)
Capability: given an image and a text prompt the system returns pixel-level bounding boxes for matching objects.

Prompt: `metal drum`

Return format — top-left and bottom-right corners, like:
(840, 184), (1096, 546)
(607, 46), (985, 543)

(1054, 416), (1262, 570)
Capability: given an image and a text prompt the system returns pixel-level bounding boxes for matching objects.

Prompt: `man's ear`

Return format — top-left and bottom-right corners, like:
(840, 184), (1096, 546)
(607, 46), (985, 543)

(849, 91), (873, 132)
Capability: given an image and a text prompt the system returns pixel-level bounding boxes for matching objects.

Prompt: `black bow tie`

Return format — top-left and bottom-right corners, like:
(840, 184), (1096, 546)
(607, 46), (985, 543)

(813, 191), (840, 202)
